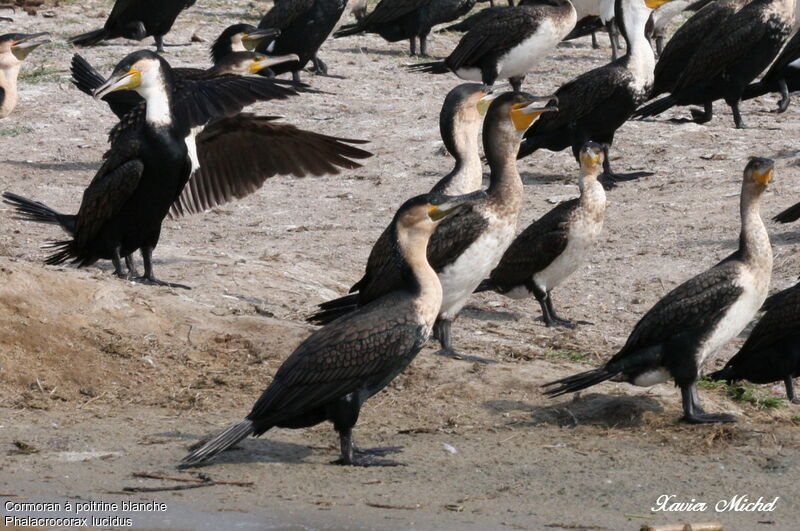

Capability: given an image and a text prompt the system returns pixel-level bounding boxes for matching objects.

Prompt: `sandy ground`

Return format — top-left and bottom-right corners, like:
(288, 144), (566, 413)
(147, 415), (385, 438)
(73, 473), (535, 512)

(1, 1), (800, 529)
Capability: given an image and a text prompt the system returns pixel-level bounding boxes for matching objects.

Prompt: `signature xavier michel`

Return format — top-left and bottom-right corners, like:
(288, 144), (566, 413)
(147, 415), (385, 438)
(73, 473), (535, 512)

(652, 494), (780, 513)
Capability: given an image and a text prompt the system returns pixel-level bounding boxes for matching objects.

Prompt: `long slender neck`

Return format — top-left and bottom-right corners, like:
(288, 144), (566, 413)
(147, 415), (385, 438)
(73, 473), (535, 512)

(397, 226), (442, 324)
(485, 130), (523, 210)
(578, 170), (606, 210)
(739, 185), (772, 272)
(619, 1), (655, 82)
(139, 72), (173, 127)
(0, 58), (20, 118)
(435, 126), (482, 194)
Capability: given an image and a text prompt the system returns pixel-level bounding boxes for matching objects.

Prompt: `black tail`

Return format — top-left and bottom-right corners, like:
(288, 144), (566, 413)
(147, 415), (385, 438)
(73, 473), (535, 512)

(68, 28), (110, 47)
(474, 278), (496, 293)
(631, 94), (678, 119)
(306, 293), (360, 325)
(406, 61), (450, 75)
(2, 192), (76, 234)
(741, 79), (776, 102)
(70, 53), (105, 98)
(334, 23), (365, 38)
(181, 419), (255, 466)
(706, 366), (734, 384)
(42, 240), (78, 266)
(542, 367), (621, 397)
(773, 201), (800, 223)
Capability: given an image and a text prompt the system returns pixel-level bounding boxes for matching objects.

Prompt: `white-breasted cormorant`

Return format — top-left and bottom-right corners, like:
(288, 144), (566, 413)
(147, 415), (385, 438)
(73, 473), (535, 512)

(69, 0), (196, 53)
(257, 0), (349, 81)
(308, 92), (557, 355)
(632, 0), (794, 128)
(518, 0), (670, 184)
(335, 0), (477, 57)
(543, 158), (775, 424)
(476, 141), (607, 328)
(408, 0), (576, 90)
(742, 29), (800, 112)
(709, 281), (800, 403)
(0, 32), (50, 119)
(207, 24), (282, 66)
(181, 193), (473, 467)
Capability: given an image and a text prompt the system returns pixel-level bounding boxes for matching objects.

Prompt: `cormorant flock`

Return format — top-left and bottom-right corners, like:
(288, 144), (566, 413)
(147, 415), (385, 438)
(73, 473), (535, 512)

(1, 0), (799, 470)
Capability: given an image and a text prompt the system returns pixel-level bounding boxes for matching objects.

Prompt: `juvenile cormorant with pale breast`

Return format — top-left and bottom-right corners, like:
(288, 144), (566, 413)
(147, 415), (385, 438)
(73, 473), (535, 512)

(0, 32), (50, 119)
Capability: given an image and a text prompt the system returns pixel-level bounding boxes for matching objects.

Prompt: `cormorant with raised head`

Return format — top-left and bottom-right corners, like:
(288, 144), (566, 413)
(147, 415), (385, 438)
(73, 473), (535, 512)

(543, 158), (775, 424)
(632, 0), (794, 128)
(0, 32), (50, 119)
(69, 0), (196, 53)
(476, 141), (607, 328)
(181, 193), (473, 467)
(407, 0), (576, 90)
(256, 0), (349, 81)
(742, 29), (800, 113)
(518, 0), (671, 184)
(709, 281), (800, 404)
(309, 92), (558, 355)
(335, 0), (477, 57)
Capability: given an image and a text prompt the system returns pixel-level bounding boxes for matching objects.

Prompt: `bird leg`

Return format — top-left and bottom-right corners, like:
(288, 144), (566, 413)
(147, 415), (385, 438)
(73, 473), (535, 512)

(310, 54), (328, 75)
(509, 76), (524, 92)
(688, 100), (713, 124)
(532, 284), (570, 328)
(544, 291), (579, 328)
(591, 31), (599, 49)
(291, 70), (302, 83)
(606, 21), (619, 61)
(775, 79), (790, 113)
(111, 246), (127, 279)
(409, 37), (417, 56)
(419, 33), (429, 57)
(153, 35), (165, 54)
(730, 99), (746, 129)
(124, 254), (140, 278)
(133, 246), (190, 289)
(332, 429), (404, 467)
(784, 377), (800, 405)
(680, 383), (736, 423)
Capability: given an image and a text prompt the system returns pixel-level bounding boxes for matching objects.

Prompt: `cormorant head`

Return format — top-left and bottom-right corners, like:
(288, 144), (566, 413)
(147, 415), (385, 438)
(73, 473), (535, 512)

(93, 50), (172, 100)
(211, 24), (279, 64)
(579, 142), (605, 174)
(483, 92), (558, 138)
(213, 51), (300, 76)
(440, 83), (490, 158)
(745, 157), (775, 189)
(0, 33), (50, 61)
(395, 193), (473, 237)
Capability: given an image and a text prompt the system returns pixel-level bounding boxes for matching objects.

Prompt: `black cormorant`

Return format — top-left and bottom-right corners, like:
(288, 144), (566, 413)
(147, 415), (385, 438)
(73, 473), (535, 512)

(308, 92), (557, 355)
(709, 281), (800, 404)
(632, 0), (794, 128)
(407, 0), (577, 90)
(518, 0), (670, 183)
(0, 32), (50, 119)
(335, 0), (478, 57)
(543, 158), (775, 424)
(742, 29), (800, 113)
(181, 193), (473, 467)
(69, 0), (196, 53)
(476, 141), (607, 327)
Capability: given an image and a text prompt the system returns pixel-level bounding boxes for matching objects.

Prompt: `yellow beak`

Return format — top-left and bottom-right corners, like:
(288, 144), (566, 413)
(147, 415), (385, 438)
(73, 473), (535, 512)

(753, 167), (774, 185)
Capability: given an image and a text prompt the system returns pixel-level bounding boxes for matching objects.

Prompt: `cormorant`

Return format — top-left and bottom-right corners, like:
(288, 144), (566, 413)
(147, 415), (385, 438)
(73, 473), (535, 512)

(335, 0), (478, 57)
(308, 92), (558, 355)
(257, 0), (349, 81)
(518, 0), (670, 184)
(709, 281), (800, 404)
(207, 24), (282, 66)
(742, 28), (800, 112)
(645, 0), (690, 56)
(566, 0), (622, 60)
(407, 0), (577, 90)
(475, 141), (607, 328)
(181, 193), (473, 467)
(632, 0), (794, 128)
(543, 158), (775, 424)
(773, 199), (800, 223)
(0, 32), (50, 119)
(69, 0), (196, 53)
(3, 50), (369, 286)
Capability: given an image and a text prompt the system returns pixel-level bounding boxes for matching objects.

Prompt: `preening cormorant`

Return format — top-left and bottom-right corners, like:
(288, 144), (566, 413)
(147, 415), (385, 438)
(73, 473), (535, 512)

(308, 92), (558, 355)
(69, 0), (196, 53)
(543, 158), (775, 424)
(181, 193), (473, 467)
(709, 281), (800, 403)
(476, 141), (607, 328)
(257, 0), (349, 81)
(518, 0), (670, 184)
(0, 32), (50, 119)
(632, 0), (794, 128)
(742, 28), (800, 112)
(407, 0), (577, 90)
(335, 0), (478, 57)
(3, 50), (368, 286)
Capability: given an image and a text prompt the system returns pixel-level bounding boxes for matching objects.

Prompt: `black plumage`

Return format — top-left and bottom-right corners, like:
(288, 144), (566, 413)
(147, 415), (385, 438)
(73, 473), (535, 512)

(68, 0), (196, 53)
(180, 193), (472, 467)
(542, 158), (775, 424)
(709, 282), (800, 403)
(257, 0), (348, 81)
(632, 0), (793, 128)
(773, 200), (800, 223)
(335, 0), (477, 56)
(742, 29), (800, 112)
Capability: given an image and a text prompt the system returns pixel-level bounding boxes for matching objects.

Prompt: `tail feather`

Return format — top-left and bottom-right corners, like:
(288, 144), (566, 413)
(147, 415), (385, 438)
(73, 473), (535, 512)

(706, 366), (734, 383)
(334, 23), (365, 38)
(70, 54), (105, 97)
(474, 278), (496, 293)
(773, 201), (800, 223)
(68, 28), (110, 47)
(181, 419), (255, 466)
(406, 61), (450, 75)
(307, 293), (360, 324)
(542, 367), (621, 397)
(2, 192), (75, 234)
(632, 94), (678, 119)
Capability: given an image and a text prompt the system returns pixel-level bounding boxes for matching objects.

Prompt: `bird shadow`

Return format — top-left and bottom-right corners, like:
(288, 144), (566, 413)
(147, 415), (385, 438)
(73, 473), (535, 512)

(2, 159), (97, 172)
(484, 393), (664, 429)
(461, 305), (521, 322)
(519, 172), (570, 185)
(332, 46), (415, 58)
(178, 435), (314, 467)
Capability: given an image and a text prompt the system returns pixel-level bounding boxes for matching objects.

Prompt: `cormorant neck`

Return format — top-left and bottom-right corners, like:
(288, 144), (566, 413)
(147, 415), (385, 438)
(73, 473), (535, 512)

(0, 54), (20, 118)
(434, 127), (483, 195)
(578, 170), (606, 209)
(396, 224), (443, 324)
(485, 130), (523, 207)
(618, 0), (655, 75)
(739, 184), (772, 272)
(138, 70), (174, 127)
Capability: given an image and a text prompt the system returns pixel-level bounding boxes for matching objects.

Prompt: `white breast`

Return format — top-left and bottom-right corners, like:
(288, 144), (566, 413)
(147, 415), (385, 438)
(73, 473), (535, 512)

(496, 20), (563, 80)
